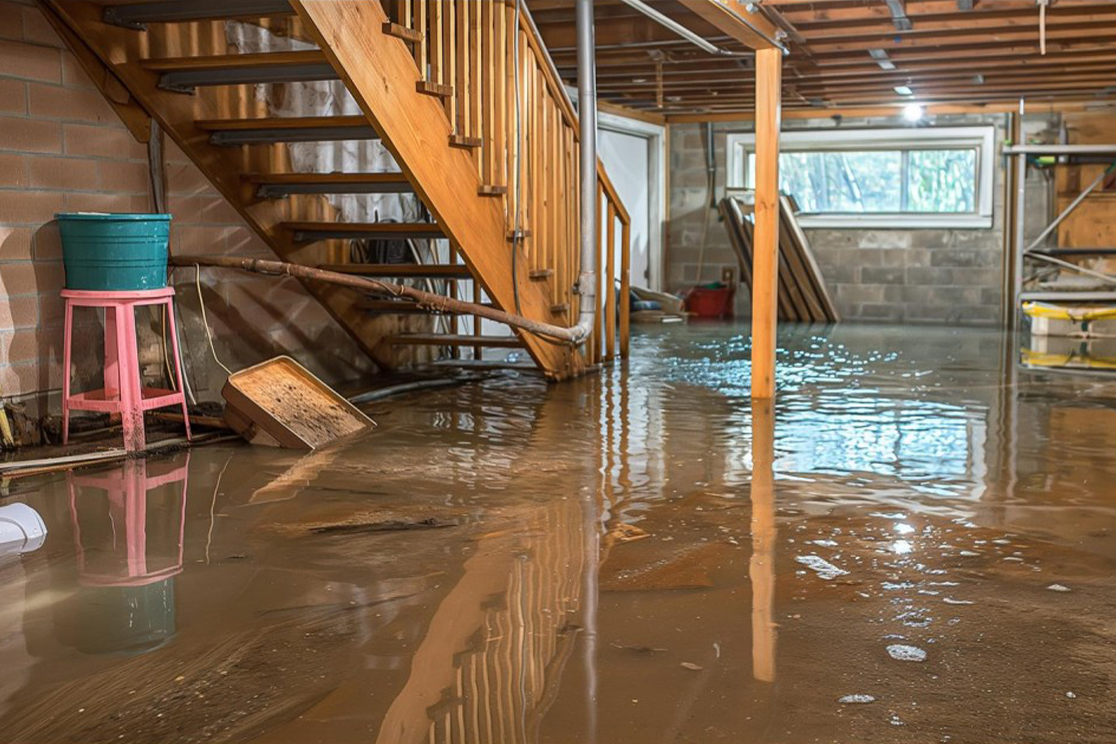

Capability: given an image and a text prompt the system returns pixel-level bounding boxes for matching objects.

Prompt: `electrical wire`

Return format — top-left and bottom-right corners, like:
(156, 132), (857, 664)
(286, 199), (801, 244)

(195, 264), (234, 377)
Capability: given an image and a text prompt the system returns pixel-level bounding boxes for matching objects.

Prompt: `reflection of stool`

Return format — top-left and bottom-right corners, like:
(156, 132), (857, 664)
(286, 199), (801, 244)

(61, 288), (190, 451)
(68, 454), (190, 587)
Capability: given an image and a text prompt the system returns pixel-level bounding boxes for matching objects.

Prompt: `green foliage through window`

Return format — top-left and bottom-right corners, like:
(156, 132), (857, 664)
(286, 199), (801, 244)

(746, 148), (977, 215)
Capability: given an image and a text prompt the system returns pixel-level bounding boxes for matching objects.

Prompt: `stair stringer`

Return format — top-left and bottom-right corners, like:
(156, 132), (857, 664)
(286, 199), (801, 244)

(293, 0), (585, 381)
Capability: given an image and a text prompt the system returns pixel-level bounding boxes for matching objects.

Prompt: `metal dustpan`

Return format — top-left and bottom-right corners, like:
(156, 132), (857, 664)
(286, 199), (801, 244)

(222, 356), (374, 449)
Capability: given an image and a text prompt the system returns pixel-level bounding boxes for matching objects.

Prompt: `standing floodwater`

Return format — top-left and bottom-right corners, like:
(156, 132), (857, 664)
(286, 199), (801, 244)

(2, 322), (1116, 743)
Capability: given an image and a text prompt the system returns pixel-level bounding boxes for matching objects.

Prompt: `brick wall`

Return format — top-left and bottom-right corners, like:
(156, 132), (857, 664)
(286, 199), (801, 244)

(668, 114), (1055, 325)
(0, 0), (375, 413)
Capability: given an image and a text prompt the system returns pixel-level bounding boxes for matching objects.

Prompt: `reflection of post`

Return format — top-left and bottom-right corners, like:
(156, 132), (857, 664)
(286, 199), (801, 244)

(750, 399), (777, 683)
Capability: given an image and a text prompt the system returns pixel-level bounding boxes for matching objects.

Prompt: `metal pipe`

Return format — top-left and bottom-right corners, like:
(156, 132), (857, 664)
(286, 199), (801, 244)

(171, 255), (585, 345)
(573, 0), (597, 343)
(615, 0), (785, 56)
(1025, 252), (1116, 287)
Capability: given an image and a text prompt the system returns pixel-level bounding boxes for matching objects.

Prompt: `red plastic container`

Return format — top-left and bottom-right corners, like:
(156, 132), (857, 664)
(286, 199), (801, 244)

(685, 285), (736, 318)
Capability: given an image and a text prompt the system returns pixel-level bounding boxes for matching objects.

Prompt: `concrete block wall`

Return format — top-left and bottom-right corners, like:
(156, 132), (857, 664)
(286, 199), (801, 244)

(0, 0), (375, 415)
(668, 113), (1056, 325)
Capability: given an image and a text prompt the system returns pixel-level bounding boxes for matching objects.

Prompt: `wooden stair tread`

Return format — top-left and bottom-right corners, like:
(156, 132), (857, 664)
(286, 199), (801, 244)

(103, 0), (294, 27)
(141, 50), (328, 71)
(197, 115), (378, 145)
(286, 222), (445, 240)
(147, 50), (337, 90)
(449, 134), (483, 149)
(196, 115), (368, 131)
(249, 172), (412, 196)
(247, 172), (408, 185)
(416, 80), (453, 98)
(318, 263), (470, 278)
(431, 359), (540, 372)
(389, 334), (524, 348)
(382, 22), (423, 43)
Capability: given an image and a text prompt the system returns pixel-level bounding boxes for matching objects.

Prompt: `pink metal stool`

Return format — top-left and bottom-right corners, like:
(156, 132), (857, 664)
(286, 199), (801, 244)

(62, 287), (191, 452)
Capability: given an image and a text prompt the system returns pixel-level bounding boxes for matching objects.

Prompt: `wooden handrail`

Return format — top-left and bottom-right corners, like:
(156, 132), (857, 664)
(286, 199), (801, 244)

(382, 0), (631, 362)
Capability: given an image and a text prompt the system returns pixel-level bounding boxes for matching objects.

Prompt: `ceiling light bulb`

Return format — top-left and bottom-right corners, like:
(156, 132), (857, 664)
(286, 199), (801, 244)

(903, 102), (924, 122)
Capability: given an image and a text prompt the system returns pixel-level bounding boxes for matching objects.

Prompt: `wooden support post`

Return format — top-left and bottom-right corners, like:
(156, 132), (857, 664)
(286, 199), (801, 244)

(750, 48), (782, 400)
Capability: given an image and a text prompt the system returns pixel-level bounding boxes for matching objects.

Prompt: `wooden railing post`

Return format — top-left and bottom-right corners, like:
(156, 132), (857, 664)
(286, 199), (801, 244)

(605, 203), (616, 361)
(751, 47), (782, 399)
(619, 217), (630, 359)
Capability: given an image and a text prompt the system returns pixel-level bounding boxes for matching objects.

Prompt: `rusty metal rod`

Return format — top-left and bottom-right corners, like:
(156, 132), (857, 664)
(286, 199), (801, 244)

(170, 255), (581, 345)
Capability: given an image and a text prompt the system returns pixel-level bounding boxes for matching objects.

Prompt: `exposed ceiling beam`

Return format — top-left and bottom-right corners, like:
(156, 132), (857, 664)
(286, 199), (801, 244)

(682, 0), (786, 51)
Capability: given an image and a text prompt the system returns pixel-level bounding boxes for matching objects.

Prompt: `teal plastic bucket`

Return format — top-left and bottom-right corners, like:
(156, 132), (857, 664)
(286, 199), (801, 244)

(56, 213), (172, 291)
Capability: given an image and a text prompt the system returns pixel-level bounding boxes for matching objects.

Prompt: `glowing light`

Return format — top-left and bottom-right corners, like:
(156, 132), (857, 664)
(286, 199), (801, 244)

(903, 103), (925, 122)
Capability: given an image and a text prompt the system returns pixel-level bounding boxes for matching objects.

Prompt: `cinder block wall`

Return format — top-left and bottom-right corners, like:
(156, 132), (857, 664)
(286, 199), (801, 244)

(0, 0), (375, 415)
(668, 113), (1055, 325)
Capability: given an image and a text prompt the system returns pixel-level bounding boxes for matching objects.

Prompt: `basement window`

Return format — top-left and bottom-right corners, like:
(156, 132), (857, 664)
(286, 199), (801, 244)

(726, 127), (995, 229)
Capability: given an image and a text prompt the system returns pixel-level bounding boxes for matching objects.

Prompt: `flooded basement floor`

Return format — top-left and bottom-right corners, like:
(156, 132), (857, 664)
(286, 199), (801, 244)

(3, 322), (1116, 743)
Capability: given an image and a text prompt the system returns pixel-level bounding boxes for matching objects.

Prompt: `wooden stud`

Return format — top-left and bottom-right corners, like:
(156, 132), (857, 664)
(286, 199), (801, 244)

(751, 47), (782, 400)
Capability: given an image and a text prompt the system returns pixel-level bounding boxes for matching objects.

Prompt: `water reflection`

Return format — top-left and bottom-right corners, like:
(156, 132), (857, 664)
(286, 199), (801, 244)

(2, 324), (1116, 743)
(750, 399), (777, 684)
(62, 456), (189, 655)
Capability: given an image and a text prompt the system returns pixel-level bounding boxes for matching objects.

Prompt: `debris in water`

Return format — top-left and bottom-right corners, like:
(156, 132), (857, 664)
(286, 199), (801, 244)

(610, 643), (667, 654)
(1066, 691), (1077, 699)
(795, 554), (848, 580)
(680, 662), (703, 671)
(222, 356), (374, 449)
(886, 644), (927, 662)
(1047, 584), (1071, 592)
(605, 523), (650, 546)
(309, 517), (453, 535)
(838, 694), (876, 705)
(943, 597), (974, 605)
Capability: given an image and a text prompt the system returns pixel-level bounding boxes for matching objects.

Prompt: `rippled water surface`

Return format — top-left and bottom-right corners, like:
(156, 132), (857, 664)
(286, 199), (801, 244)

(3, 322), (1116, 743)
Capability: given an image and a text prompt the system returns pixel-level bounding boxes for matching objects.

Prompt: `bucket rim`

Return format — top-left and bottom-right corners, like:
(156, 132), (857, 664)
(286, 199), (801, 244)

(54, 212), (172, 222)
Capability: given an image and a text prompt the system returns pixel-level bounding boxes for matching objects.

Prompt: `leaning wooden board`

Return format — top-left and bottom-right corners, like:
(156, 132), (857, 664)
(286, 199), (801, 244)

(222, 356), (375, 449)
(720, 195), (839, 324)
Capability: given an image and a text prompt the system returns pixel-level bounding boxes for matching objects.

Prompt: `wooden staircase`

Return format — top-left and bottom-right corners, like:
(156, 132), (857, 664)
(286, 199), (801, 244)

(44, 0), (630, 381)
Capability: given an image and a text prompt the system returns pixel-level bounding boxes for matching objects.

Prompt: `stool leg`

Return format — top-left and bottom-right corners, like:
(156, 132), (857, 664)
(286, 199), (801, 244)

(62, 300), (73, 445)
(104, 307), (119, 401)
(118, 304), (145, 452)
(164, 300), (191, 441)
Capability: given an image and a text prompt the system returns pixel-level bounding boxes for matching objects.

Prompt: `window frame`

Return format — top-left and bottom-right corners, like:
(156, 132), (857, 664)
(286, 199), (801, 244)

(725, 126), (996, 229)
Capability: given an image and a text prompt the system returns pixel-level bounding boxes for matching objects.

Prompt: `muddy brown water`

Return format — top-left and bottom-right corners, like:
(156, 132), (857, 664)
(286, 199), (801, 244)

(3, 323), (1116, 743)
